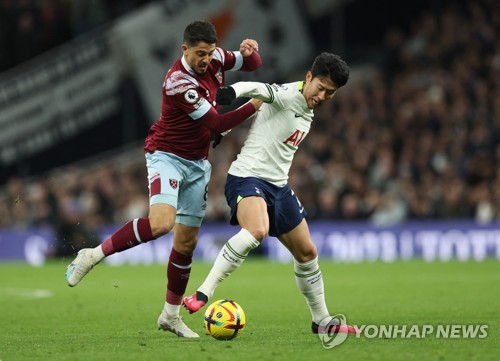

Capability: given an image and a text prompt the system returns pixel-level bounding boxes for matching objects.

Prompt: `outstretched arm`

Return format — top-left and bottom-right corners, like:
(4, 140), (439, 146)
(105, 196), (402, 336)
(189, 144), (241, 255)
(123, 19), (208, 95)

(217, 82), (274, 105)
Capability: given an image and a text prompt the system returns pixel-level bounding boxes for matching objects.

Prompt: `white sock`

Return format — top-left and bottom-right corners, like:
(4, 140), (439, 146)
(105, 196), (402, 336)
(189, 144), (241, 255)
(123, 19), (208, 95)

(91, 245), (105, 264)
(294, 257), (329, 324)
(198, 229), (260, 299)
(163, 302), (180, 317)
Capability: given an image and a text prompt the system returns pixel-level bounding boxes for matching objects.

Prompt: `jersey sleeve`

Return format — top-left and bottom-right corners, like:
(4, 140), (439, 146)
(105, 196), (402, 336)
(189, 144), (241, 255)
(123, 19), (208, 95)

(165, 70), (211, 120)
(197, 102), (256, 133)
(214, 47), (261, 72)
(231, 81), (289, 106)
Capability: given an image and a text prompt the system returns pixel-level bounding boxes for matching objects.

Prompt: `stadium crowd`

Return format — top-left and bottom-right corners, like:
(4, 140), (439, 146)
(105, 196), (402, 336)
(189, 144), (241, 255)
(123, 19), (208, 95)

(1, 1), (499, 246)
(0, 0), (151, 72)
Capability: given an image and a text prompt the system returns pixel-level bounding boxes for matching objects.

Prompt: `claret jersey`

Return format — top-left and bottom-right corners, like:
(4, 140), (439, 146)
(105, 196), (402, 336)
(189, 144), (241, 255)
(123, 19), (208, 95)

(228, 81), (314, 185)
(144, 48), (247, 160)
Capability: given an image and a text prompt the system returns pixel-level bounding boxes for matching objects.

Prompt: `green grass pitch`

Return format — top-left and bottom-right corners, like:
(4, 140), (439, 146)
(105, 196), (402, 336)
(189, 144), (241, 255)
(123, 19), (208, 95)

(0, 258), (498, 361)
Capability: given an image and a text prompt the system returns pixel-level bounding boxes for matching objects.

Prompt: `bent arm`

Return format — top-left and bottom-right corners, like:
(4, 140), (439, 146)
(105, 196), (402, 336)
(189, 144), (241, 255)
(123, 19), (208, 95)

(198, 101), (256, 133)
(239, 51), (262, 71)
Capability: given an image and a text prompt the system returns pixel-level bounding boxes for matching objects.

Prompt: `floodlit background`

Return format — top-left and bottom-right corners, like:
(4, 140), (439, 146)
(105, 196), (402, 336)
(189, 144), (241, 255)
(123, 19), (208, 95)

(1, 0), (500, 264)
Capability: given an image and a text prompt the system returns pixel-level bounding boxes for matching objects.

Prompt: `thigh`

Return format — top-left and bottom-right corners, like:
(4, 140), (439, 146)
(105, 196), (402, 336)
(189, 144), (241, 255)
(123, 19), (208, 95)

(225, 175), (271, 229)
(277, 219), (317, 262)
(146, 152), (181, 208)
(271, 187), (307, 237)
(176, 159), (212, 227)
(236, 196), (269, 240)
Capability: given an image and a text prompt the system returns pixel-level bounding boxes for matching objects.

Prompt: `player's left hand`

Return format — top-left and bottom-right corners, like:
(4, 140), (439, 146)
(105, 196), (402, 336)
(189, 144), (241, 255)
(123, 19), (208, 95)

(210, 132), (224, 148)
(216, 86), (236, 105)
(240, 39), (259, 57)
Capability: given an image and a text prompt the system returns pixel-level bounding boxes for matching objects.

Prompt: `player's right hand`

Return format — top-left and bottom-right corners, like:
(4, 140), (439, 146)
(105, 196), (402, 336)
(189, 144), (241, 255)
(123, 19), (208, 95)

(250, 98), (263, 111)
(216, 86), (236, 105)
(240, 39), (259, 57)
(211, 132), (224, 148)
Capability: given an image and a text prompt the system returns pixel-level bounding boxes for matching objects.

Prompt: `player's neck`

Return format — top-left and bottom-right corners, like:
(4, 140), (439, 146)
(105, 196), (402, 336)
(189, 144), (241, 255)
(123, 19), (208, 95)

(181, 56), (199, 76)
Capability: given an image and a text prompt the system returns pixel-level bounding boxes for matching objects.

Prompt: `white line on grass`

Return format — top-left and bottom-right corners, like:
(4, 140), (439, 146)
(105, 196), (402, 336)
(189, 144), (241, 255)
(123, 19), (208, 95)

(3, 288), (54, 299)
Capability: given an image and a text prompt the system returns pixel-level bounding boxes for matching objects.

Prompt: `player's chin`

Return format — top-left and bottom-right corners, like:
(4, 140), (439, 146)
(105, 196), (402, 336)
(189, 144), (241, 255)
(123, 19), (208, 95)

(197, 66), (208, 74)
(310, 99), (322, 109)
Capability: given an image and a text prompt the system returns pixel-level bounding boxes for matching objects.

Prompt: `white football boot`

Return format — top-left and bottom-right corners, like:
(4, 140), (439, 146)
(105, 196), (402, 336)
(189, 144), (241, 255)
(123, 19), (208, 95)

(65, 248), (97, 287)
(157, 311), (200, 338)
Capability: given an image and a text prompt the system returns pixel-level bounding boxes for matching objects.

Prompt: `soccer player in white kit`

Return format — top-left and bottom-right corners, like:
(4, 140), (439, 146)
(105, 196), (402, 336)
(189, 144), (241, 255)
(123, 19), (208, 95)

(184, 52), (358, 334)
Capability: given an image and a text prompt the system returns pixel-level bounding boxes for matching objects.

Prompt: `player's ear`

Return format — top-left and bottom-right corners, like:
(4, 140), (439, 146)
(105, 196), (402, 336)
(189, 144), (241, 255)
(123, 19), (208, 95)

(181, 43), (188, 54)
(305, 71), (313, 83)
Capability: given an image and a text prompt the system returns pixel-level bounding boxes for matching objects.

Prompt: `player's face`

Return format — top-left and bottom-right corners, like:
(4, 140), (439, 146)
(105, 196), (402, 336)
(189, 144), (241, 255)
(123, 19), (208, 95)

(302, 72), (337, 109)
(182, 41), (216, 75)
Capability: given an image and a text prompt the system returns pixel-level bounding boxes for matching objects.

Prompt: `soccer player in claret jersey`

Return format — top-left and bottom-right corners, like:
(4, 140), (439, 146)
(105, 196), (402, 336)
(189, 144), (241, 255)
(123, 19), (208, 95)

(183, 52), (358, 334)
(65, 20), (262, 338)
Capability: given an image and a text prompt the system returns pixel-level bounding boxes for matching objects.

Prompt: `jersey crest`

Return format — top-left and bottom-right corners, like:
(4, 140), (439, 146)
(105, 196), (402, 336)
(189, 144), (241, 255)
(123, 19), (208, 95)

(215, 69), (223, 84)
(169, 178), (179, 189)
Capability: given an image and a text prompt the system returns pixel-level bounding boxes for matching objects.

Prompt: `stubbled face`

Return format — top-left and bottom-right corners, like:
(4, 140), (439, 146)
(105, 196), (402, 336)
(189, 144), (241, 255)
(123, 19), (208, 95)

(302, 71), (338, 109)
(182, 41), (216, 75)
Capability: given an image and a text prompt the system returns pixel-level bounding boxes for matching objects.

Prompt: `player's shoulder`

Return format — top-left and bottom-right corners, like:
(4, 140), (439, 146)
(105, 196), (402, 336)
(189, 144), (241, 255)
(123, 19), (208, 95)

(269, 81), (300, 97)
(164, 64), (199, 96)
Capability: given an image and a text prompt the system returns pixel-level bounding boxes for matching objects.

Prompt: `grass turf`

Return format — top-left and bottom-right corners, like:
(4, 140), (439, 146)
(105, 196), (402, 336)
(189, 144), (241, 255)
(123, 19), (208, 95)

(0, 258), (498, 361)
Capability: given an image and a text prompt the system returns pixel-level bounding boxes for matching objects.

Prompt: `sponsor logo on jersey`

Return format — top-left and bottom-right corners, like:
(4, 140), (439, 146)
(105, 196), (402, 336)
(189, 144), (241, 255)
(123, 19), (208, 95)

(193, 98), (205, 109)
(283, 129), (306, 147)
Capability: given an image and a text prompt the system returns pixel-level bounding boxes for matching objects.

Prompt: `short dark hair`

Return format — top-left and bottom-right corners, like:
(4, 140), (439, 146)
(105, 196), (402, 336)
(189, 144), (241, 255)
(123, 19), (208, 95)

(311, 53), (349, 88)
(183, 21), (218, 46)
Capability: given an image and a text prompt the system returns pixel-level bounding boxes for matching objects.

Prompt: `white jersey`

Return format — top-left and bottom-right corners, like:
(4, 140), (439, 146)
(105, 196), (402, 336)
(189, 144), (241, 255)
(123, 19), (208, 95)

(228, 81), (313, 186)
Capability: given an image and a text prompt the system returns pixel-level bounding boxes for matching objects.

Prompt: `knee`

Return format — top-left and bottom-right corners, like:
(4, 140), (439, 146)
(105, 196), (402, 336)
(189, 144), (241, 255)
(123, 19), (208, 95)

(149, 218), (174, 239)
(248, 226), (268, 242)
(175, 236), (198, 255)
(294, 244), (318, 263)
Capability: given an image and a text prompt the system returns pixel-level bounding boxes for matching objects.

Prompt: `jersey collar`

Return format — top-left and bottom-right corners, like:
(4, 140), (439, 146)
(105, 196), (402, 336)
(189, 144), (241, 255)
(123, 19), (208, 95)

(181, 56), (197, 76)
(298, 81), (305, 93)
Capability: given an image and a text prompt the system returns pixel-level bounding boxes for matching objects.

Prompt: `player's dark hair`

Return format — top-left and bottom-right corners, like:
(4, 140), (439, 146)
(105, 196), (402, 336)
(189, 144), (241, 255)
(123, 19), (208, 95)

(183, 21), (218, 46)
(311, 52), (350, 88)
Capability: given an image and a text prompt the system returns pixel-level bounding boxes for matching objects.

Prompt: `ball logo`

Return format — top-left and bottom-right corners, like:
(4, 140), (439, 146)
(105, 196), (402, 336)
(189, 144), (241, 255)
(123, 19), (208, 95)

(184, 89), (199, 103)
(318, 314), (349, 349)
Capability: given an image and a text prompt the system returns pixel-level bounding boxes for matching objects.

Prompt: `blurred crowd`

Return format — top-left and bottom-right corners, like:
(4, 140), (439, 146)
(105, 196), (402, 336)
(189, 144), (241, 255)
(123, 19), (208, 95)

(210, 1), (500, 226)
(0, 0), (151, 72)
(1, 1), (500, 249)
(0, 156), (150, 255)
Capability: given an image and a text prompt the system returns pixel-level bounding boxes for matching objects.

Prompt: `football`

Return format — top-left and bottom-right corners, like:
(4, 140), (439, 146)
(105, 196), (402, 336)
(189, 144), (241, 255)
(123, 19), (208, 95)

(203, 299), (246, 340)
